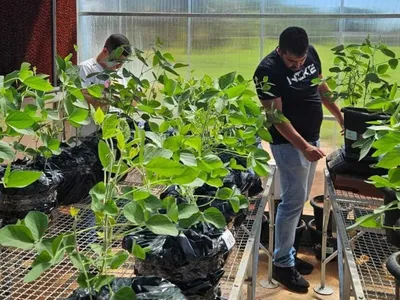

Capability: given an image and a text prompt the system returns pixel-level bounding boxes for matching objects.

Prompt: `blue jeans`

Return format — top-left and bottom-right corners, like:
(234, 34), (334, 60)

(270, 141), (319, 267)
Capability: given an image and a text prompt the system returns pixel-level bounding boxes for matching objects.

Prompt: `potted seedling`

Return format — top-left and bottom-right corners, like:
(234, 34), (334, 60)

(0, 62), (65, 225)
(347, 98), (400, 248)
(322, 37), (399, 161)
(0, 109), (190, 299)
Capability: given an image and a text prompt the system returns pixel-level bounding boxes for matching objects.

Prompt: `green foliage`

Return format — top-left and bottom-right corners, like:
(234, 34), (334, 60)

(325, 38), (399, 108)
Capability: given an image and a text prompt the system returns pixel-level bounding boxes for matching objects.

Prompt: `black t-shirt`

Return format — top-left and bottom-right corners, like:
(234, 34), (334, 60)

(253, 45), (323, 144)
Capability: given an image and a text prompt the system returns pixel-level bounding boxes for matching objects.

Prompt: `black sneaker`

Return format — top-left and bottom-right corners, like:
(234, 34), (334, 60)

(295, 257), (314, 275)
(273, 265), (310, 293)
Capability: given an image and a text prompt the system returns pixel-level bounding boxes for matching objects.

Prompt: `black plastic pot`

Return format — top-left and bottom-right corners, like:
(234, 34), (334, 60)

(123, 224), (230, 300)
(310, 195), (334, 232)
(66, 276), (186, 300)
(307, 219), (337, 260)
(382, 188), (400, 248)
(34, 134), (103, 205)
(0, 161), (63, 225)
(342, 107), (389, 160)
(260, 214), (306, 253)
(386, 251), (400, 285)
(326, 148), (387, 180)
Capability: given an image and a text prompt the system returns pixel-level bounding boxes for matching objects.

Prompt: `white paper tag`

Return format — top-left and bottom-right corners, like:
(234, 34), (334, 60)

(345, 129), (358, 141)
(220, 229), (235, 251)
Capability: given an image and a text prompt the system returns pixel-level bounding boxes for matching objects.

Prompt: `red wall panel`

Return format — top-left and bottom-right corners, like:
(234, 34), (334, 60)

(0, 0), (76, 82)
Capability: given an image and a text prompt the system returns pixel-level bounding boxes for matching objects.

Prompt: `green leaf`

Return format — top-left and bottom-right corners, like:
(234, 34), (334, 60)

(24, 252), (52, 282)
(200, 153), (223, 170)
(365, 73), (381, 84)
(123, 202), (144, 225)
(68, 108), (89, 125)
(24, 211), (48, 241)
(98, 140), (113, 170)
(216, 187), (233, 200)
(0, 225), (35, 250)
(143, 145), (173, 163)
(377, 148), (400, 169)
(229, 197), (240, 213)
(104, 200), (118, 216)
(180, 151), (197, 166)
(178, 204), (199, 219)
(23, 76), (53, 92)
(144, 195), (163, 210)
(87, 84), (104, 98)
(225, 85), (246, 99)
(102, 114), (118, 139)
(229, 158), (246, 171)
(179, 212), (201, 228)
(171, 167), (199, 185)
(132, 243), (146, 260)
(358, 137), (374, 161)
(110, 250), (129, 269)
(133, 189), (151, 201)
(6, 111), (35, 129)
(348, 214), (382, 230)
(390, 82), (398, 100)
(331, 45), (344, 52)
(174, 63), (189, 68)
(93, 275), (115, 292)
(257, 127), (272, 143)
(112, 287), (137, 300)
(206, 177), (223, 187)
(389, 58), (399, 70)
(184, 137), (202, 153)
(329, 67), (341, 73)
(211, 168), (229, 178)
(219, 72), (236, 89)
(0, 141), (15, 161)
(377, 64), (389, 74)
(167, 202), (179, 223)
(253, 160), (270, 177)
(381, 48), (396, 58)
(203, 207), (226, 229)
(146, 157), (185, 176)
(146, 215), (178, 236)
(94, 107), (105, 125)
(389, 168), (400, 185)
(5, 170), (42, 188)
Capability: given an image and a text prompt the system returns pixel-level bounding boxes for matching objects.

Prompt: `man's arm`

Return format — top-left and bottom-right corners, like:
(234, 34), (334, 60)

(318, 75), (344, 132)
(261, 97), (325, 162)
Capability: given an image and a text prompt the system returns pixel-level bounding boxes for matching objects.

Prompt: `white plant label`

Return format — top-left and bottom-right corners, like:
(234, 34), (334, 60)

(220, 229), (235, 250)
(345, 129), (357, 141)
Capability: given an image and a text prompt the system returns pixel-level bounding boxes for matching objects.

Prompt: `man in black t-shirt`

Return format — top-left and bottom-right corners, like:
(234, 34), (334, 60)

(253, 27), (343, 293)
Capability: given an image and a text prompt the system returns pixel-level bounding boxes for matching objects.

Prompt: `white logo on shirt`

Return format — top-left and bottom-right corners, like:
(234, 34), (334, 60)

(286, 64), (317, 86)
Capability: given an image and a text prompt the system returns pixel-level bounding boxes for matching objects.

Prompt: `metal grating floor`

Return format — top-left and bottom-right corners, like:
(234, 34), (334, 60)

(335, 189), (399, 300)
(0, 196), (262, 300)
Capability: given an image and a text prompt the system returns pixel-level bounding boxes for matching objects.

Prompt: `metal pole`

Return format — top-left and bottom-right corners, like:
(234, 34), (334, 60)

(51, 0), (57, 86)
(79, 11), (400, 19)
(259, 0), (266, 61)
(314, 169), (334, 295)
(187, 0), (192, 79)
(259, 163), (278, 289)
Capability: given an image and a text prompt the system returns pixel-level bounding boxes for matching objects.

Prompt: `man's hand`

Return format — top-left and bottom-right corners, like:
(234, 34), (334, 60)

(301, 144), (326, 162)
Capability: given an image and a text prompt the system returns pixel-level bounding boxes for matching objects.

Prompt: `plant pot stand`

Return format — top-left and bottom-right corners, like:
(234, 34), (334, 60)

(316, 168), (399, 299)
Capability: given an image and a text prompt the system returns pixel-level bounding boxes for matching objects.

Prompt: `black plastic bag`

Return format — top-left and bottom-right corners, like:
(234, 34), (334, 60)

(122, 223), (231, 300)
(66, 276), (186, 300)
(160, 169), (262, 224)
(34, 133), (103, 205)
(0, 160), (63, 225)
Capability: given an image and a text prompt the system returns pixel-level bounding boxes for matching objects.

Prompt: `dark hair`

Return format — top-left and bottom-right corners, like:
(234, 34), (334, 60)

(279, 27), (309, 57)
(104, 34), (132, 57)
